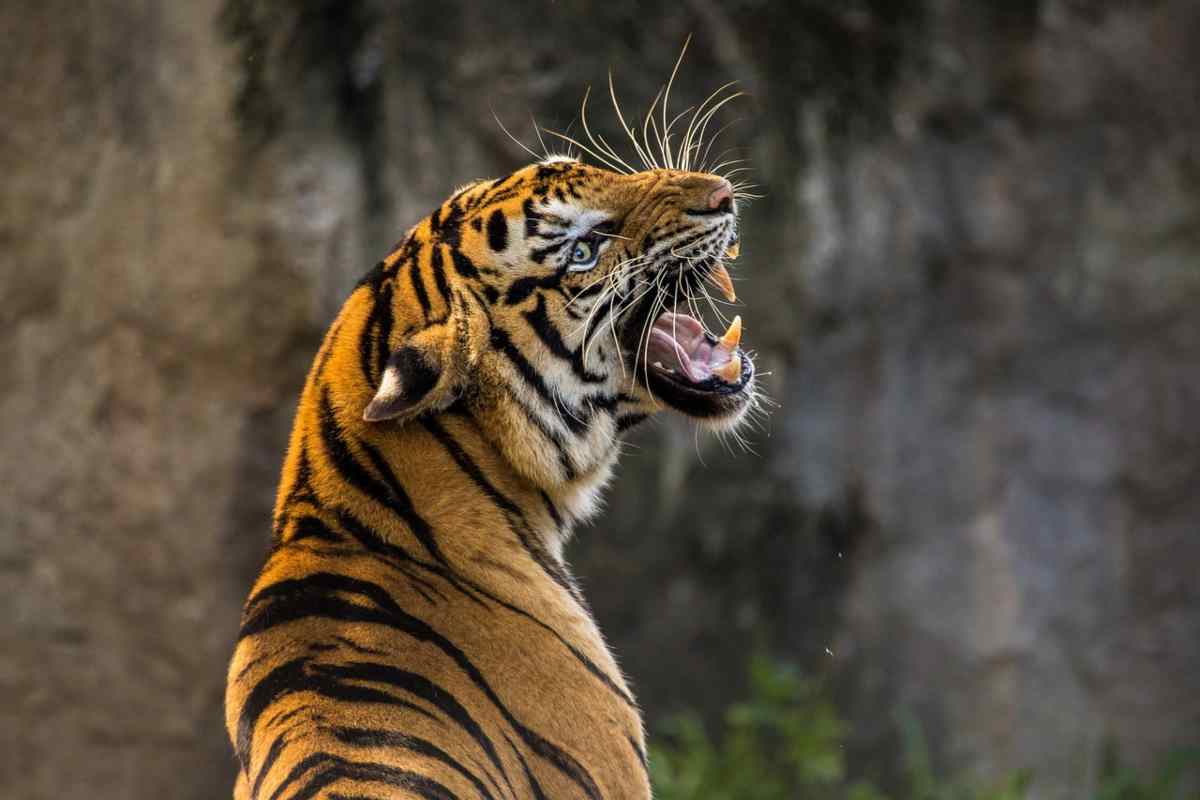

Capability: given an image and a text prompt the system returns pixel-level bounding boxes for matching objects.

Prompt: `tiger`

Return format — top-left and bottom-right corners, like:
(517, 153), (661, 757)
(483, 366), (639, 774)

(225, 153), (756, 799)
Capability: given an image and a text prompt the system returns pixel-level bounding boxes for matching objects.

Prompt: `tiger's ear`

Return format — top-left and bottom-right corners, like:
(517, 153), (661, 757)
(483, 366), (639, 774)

(363, 288), (486, 423)
(362, 344), (445, 422)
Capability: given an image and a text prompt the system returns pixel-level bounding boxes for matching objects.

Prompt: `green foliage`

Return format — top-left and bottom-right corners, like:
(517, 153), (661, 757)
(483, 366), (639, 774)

(1094, 740), (1200, 800)
(892, 711), (1032, 800)
(649, 654), (1200, 800)
(649, 654), (849, 800)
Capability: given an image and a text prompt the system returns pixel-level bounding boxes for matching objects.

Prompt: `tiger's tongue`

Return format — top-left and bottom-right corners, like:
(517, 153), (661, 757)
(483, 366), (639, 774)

(647, 312), (739, 383)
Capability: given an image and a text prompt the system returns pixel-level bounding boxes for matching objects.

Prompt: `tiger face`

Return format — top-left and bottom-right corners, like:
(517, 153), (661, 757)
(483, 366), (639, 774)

(360, 157), (754, 506)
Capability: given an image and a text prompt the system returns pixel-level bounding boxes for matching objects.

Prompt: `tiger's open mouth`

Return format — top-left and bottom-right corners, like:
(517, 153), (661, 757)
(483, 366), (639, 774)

(646, 311), (749, 387)
(625, 256), (755, 422)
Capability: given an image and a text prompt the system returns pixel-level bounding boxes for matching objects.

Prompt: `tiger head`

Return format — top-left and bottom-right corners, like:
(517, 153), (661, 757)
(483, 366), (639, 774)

(356, 158), (755, 504)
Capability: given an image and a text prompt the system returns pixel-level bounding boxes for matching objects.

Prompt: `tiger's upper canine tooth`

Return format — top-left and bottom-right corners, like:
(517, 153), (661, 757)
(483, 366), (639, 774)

(725, 241), (740, 260)
(714, 353), (742, 383)
(720, 315), (742, 350)
(711, 262), (736, 302)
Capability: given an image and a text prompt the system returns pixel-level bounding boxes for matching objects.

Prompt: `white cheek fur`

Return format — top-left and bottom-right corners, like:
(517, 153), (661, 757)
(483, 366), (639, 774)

(537, 200), (610, 241)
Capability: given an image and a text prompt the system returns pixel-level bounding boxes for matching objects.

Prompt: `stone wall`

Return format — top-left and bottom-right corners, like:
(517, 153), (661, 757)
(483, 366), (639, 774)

(1, 2), (1197, 797)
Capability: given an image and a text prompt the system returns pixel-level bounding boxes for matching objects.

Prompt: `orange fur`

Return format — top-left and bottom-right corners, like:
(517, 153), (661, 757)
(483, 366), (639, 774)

(226, 161), (752, 799)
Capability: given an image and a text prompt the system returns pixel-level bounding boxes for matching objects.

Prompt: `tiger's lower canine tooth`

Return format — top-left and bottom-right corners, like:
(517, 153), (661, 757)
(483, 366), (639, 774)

(710, 262), (736, 302)
(725, 241), (740, 260)
(714, 353), (742, 383)
(720, 315), (742, 350)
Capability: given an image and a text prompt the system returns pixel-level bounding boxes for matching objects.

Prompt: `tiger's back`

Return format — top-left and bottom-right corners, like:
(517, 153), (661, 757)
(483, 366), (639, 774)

(227, 154), (755, 799)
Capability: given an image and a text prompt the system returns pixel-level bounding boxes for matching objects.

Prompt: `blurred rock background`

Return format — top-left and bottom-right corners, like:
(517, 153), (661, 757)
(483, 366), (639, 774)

(2, 1), (1198, 798)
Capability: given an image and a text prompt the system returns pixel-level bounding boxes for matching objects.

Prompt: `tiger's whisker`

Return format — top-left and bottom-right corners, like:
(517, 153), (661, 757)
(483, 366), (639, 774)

(579, 86), (637, 174)
(492, 109), (543, 161)
(660, 35), (690, 170)
(679, 80), (739, 170)
(608, 70), (657, 171)
(543, 129), (630, 175)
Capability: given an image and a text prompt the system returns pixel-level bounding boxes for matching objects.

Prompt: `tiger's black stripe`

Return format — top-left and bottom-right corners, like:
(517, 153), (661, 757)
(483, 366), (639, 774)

(313, 661), (515, 797)
(432, 200), (465, 248)
(505, 272), (565, 306)
(409, 251), (432, 320)
(249, 566), (603, 797)
(460, 361), (578, 482)
(332, 634), (388, 658)
(539, 491), (564, 532)
(329, 506), (473, 609)
(328, 726), (498, 800)
(490, 327), (618, 438)
(239, 576), (514, 792)
(449, 248), (479, 280)
(581, 292), (620, 354)
(318, 389), (456, 575)
(486, 209), (508, 253)
(313, 317), (343, 383)
(504, 732), (550, 800)
(529, 238), (568, 264)
(627, 734), (650, 779)
(358, 300), (382, 388)
(355, 435), (450, 569)
(235, 655), (436, 775)
(265, 751), (458, 800)
(375, 281), (396, 382)
(617, 413), (648, 433)
(274, 445), (320, 541)
(489, 327), (588, 436)
(429, 245), (452, 310)
(330, 498), (626, 711)
(290, 515), (342, 544)
(419, 418), (588, 615)
(522, 198), (543, 238)
(654, 225), (711, 257)
(523, 295), (605, 384)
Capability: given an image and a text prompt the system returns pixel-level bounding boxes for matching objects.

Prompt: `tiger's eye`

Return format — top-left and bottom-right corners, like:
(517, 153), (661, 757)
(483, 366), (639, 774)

(571, 240), (594, 264)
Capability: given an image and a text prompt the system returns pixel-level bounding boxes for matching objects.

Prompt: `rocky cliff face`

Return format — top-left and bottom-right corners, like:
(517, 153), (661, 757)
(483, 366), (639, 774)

(2, 2), (1197, 798)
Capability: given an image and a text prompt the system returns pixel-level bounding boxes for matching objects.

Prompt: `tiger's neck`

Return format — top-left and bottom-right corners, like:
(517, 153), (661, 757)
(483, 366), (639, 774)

(271, 287), (611, 582)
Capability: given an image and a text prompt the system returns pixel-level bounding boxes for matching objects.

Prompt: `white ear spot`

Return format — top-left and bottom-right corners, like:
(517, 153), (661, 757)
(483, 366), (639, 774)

(363, 364), (406, 422)
(362, 346), (441, 422)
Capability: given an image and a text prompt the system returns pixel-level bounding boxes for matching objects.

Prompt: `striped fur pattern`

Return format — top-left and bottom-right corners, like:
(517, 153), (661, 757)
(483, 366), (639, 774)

(226, 159), (754, 799)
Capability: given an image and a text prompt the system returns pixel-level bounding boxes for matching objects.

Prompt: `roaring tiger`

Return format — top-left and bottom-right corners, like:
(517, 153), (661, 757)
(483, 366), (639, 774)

(226, 149), (756, 799)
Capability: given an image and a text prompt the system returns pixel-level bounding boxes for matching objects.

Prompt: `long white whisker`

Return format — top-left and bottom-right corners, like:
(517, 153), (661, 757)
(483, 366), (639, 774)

(687, 90), (745, 170)
(530, 114), (551, 160)
(569, 259), (656, 346)
(662, 105), (695, 171)
(543, 129), (629, 174)
(680, 81), (739, 170)
(701, 145), (743, 175)
(641, 87), (664, 170)
(582, 272), (623, 366)
(609, 71), (656, 171)
(565, 254), (652, 312)
(697, 280), (733, 328)
(492, 109), (542, 160)
(637, 272), (668, 399)
(649, 112), (669, 173)
(580, 86), (636, 174)
(661, 35), (691, 170)
(711, 158), (750, 174)
(697, 121), (744, 172)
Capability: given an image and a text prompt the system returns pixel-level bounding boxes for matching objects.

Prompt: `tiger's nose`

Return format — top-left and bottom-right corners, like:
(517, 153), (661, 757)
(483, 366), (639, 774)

(707, 181), (733, 212)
